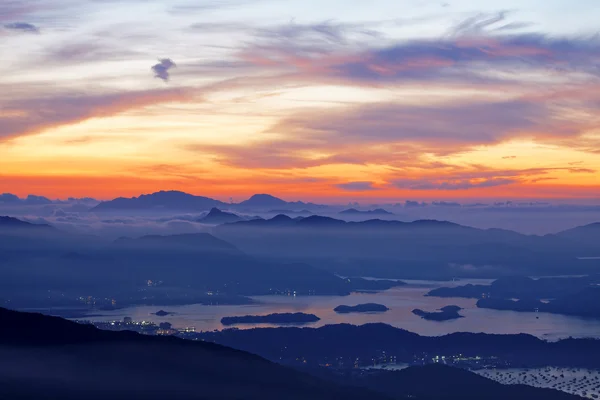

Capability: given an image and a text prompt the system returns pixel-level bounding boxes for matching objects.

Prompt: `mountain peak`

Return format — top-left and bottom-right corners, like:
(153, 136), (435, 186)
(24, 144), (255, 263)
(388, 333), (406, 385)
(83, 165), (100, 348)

(91, 191), (226, 212)
(0, 216), (52, 230)
(198, 208), (243, 224)
(239, 194), (287, 207)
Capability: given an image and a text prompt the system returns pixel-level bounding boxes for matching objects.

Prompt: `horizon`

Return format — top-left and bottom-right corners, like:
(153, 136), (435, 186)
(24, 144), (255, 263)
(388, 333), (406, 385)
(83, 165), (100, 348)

(2, 188), (600, 206)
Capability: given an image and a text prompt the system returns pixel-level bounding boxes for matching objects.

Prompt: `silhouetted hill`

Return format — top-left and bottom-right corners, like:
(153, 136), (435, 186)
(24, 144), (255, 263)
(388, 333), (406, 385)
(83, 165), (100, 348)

(334, 303), (389, 313)
(215, 216), (592, 279)
(0, 216), (54, 231)
(0, 228), (406, 309)
(91, 190), (227, 212)
(198, 323), (600, 369)
(0, 309), (584, 400)
(427, 276), (600, 300)
(197, 208), (244, 224)
(0, 194), (53, 205)
(0, 308), (385, 400)
(221, 312), (320, 326)
(269, 209), (313, 216)
(556, 222), (600, 249)
(427, 276), (600, 318)
(239, 194), (289, 208)
(477, 287), (600, 318)
(112, 232), (241, 253)
(412, 305), (464, 321)
(236, 194), (325, 210)
(340, 208), (393, 216)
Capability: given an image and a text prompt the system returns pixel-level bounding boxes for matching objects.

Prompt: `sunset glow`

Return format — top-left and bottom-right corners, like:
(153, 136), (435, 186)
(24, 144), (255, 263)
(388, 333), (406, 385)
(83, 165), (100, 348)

(1, 0), (599, 202)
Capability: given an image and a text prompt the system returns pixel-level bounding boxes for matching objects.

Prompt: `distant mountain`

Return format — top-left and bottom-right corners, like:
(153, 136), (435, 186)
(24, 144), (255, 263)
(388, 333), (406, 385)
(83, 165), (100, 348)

(556, 222), (600, 248)
(90, 191), (327, 212)
(0, 193), (53, 205)
(0, 308), (383, 400)
(239, 194), (289, 208)
(91, 190), (227, 212)
(269, 209), (313, 216)
(339, 208), (393, 216)
(113, 232), (240, 253)
(214, 216), (591, 279)
(198, 208), (244, 224)
(0, 216), (53, 231)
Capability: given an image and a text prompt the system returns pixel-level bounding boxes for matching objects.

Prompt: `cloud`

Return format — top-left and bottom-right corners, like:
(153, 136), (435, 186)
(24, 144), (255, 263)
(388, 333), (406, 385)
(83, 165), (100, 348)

(151, 58), (177, 81)
(336, 182), (378, 191)
(0, 88), (192, 140)
(268, 98), (576, 153)
(235, 17), (600, 87)
(394, 177), (518, 190)
(0, 1), (39, 24)
(4, 22), (39, 33)
(392, 165), (595, 191)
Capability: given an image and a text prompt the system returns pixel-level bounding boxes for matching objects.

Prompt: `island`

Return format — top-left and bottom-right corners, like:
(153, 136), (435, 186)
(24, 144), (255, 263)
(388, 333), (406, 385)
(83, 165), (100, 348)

(334, 303), (389, 314)
(154, 310), (174, 317)
(220, 312), (320, 326)
(412, 305), (464, 321)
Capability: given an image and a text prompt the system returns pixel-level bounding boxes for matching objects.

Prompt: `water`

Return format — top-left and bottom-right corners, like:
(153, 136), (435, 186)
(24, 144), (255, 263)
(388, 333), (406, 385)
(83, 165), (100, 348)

(475, 367), (600, 399)
(78, 279), (600, 340)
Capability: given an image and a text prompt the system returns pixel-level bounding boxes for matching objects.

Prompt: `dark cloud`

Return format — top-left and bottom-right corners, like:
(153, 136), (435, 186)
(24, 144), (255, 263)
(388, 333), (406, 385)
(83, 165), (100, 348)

(336, 182), (378, 191)
(151, 58), (177, 81)
(4, 22), (39, 33)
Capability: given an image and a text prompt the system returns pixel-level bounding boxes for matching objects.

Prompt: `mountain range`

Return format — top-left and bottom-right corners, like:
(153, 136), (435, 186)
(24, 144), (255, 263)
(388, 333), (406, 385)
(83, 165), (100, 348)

(214, 215), (600, 279)
(90, 191), (324, 212)
(340, 208), (394, 215)
(0, 216), (403, 309)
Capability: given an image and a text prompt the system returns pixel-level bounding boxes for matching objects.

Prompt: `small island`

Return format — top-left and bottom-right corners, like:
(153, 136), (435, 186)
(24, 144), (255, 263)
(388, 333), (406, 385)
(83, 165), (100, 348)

(154, 310), (174, 317)
(412, 305), (464, 321)
(221, 312), (320, 326)
(334, 303), (389, 314)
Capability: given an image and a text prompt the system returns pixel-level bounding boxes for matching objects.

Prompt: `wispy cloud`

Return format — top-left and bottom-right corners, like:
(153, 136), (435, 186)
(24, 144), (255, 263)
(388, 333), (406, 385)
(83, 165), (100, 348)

(394, 177), (518, 191)
(0, 88), (192, 140)
(336, 181), (379, 191)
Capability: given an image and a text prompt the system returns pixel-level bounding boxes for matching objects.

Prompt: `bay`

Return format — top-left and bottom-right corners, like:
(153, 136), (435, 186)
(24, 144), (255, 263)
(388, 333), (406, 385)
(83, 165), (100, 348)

(77, 279), (600, 340)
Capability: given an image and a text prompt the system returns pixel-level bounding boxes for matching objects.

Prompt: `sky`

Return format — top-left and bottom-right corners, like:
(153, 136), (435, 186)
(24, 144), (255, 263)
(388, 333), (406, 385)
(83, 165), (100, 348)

(1, 0), (599, 203)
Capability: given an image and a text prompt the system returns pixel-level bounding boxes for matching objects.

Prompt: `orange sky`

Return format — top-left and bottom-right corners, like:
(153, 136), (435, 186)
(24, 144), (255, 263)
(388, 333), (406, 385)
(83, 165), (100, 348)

(1, 1), (599, 202)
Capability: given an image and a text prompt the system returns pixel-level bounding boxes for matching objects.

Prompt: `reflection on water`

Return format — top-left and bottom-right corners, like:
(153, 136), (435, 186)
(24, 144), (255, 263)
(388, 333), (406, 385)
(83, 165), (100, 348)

(80, 279), (600, 340)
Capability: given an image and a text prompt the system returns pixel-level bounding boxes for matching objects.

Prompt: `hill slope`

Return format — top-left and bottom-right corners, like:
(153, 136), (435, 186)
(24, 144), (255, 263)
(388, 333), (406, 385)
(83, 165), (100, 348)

(0, 307), (384, 400)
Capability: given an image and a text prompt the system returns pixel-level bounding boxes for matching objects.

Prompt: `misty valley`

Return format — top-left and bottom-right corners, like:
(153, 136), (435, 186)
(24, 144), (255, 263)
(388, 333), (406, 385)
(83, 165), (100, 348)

(2, 191), (600, 399)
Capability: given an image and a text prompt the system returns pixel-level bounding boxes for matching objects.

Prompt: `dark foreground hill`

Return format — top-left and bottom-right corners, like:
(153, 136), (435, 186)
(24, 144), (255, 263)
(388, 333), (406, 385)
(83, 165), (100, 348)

(0, 308), (582, 400)
(0, 307), (381, 400)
